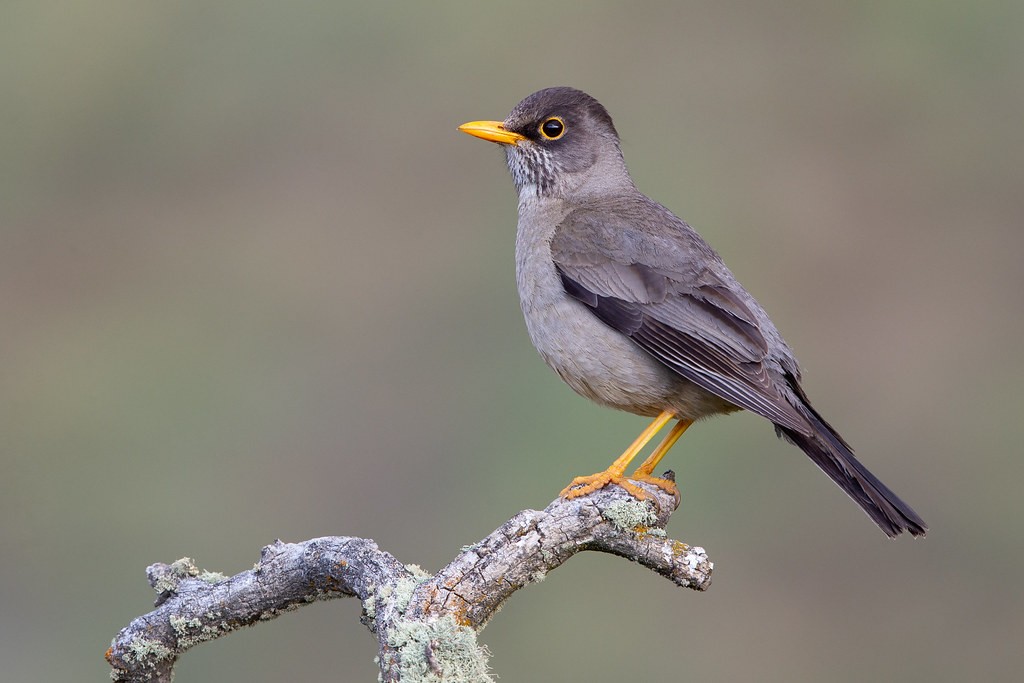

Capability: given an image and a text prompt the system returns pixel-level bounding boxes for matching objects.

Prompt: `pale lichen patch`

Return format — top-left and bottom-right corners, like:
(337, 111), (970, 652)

(602, 499), (657, 532)
(391, 565), (433, 614)
(405, 563), (432, 581)
(387, 615), (492, 683)
(392, 577), (420, 614)
(123, 636), (173, 665)
(197, 570), (228, 584)
(363, 590), (377, 619)
(169, 615), (223, 649)
(151, 558), (200, 595)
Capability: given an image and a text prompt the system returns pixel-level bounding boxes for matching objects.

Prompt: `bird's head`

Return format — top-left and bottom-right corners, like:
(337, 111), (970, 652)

(460, 87), (632, 200)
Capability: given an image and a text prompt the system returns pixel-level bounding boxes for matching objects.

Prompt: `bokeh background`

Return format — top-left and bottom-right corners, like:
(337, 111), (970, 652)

(3, 1), (1023, 681)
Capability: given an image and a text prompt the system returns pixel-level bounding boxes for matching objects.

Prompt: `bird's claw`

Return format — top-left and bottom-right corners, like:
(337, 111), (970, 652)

(560, 469), (679, 503)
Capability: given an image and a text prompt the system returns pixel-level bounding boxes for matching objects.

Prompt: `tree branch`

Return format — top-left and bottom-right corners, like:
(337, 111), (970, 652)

(107, 483), (712, 682)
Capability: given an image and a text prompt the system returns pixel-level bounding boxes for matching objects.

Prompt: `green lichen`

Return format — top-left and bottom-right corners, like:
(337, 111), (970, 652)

(168, 615), (201, 635)
(198, 570), (228, 584)
(387, 615), (492, 683)
(152, 558), (226, 595)
(363, 590), (377, 619)
(123, 636), (173, 665)
(167, 557), (199, 577)
(391, 565), (433, 615)
(405, 563), (432, 581)
(152, 557), (200, 595)
(602, 499), (658, 532)
(392, 577), (419, 614)
(168, 614), (226, 649)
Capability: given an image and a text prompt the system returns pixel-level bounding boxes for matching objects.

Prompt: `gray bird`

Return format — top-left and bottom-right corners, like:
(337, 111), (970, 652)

(459, 87), (926, 538)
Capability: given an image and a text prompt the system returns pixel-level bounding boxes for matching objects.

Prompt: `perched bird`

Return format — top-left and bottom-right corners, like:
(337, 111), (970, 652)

(459, 87), (926, 538)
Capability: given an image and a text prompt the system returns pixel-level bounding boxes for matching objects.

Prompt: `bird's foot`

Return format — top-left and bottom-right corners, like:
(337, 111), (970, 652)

(560, 470), (656, 501)
(628, 469), (680, 505)
(626, 471), (675, 491)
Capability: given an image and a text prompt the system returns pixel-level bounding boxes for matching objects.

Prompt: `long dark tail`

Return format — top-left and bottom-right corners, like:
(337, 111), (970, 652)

(776, 402), (927, 539)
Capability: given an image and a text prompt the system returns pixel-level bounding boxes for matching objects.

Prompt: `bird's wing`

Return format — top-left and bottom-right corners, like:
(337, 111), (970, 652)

(551, 202), (810, 434)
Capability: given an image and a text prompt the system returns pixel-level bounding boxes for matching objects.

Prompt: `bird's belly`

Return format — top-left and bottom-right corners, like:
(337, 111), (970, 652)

(515, 218), (733, 419)
(524, 294), (680, 415)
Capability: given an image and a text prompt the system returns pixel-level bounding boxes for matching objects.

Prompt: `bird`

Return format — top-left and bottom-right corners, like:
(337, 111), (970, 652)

(458, 87), (927, 538)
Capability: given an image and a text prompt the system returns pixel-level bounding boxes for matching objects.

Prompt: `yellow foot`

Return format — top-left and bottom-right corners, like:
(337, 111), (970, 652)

(628, 470), (679, 498)
(560, 471), (655, 501)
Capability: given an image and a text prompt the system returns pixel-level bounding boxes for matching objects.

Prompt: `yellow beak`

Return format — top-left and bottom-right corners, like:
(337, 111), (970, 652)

(458, 120), (526, 145)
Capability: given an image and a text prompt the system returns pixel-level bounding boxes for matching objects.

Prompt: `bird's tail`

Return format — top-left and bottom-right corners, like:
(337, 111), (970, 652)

(776, 404), (927, 539)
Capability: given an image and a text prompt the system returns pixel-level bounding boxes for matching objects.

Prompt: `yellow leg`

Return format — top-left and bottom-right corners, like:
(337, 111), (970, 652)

(629, 418), (694, 495)
(560, 410), (674, 500)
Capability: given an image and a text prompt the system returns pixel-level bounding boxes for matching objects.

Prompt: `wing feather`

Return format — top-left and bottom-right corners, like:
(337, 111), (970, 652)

(552, 203), (809, 434)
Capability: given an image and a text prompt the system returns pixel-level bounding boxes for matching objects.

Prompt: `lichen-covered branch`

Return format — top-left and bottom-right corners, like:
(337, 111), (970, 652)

(107, 483), (712, 682)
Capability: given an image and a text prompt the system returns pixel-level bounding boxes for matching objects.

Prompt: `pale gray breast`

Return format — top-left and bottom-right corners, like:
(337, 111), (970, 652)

(513, 196), (710, 417)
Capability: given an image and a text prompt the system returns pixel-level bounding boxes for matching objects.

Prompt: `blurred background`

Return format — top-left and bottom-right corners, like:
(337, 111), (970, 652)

(3, 1), (1022, 681)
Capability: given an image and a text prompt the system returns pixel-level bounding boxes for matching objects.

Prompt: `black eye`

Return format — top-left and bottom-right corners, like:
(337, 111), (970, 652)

(539, 117), (565, 140)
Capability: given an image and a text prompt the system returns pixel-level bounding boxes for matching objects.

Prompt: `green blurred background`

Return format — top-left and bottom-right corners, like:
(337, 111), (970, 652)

(3, 1), (1022, 681)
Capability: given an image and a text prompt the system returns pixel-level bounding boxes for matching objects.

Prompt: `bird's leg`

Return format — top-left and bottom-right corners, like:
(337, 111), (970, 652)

(629, 418), (693, 496)
(560, 410), (674, 500)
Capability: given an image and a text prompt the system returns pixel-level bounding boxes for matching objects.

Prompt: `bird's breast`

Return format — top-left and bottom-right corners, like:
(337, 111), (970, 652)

(513, 198), (690, 416)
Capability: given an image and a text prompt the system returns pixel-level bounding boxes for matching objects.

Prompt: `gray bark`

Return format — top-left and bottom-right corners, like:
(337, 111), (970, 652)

(107, 483), (712, 682)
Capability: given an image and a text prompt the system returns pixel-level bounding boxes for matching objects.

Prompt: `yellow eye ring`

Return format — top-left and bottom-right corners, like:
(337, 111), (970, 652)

(539, 116), (566, 140)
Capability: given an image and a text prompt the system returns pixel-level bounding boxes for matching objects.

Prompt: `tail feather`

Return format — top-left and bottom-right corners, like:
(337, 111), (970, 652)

(776, 405), (927, 539)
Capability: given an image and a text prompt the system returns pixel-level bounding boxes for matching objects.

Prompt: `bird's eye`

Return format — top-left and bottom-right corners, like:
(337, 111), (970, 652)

(539, 117), (565, 140)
